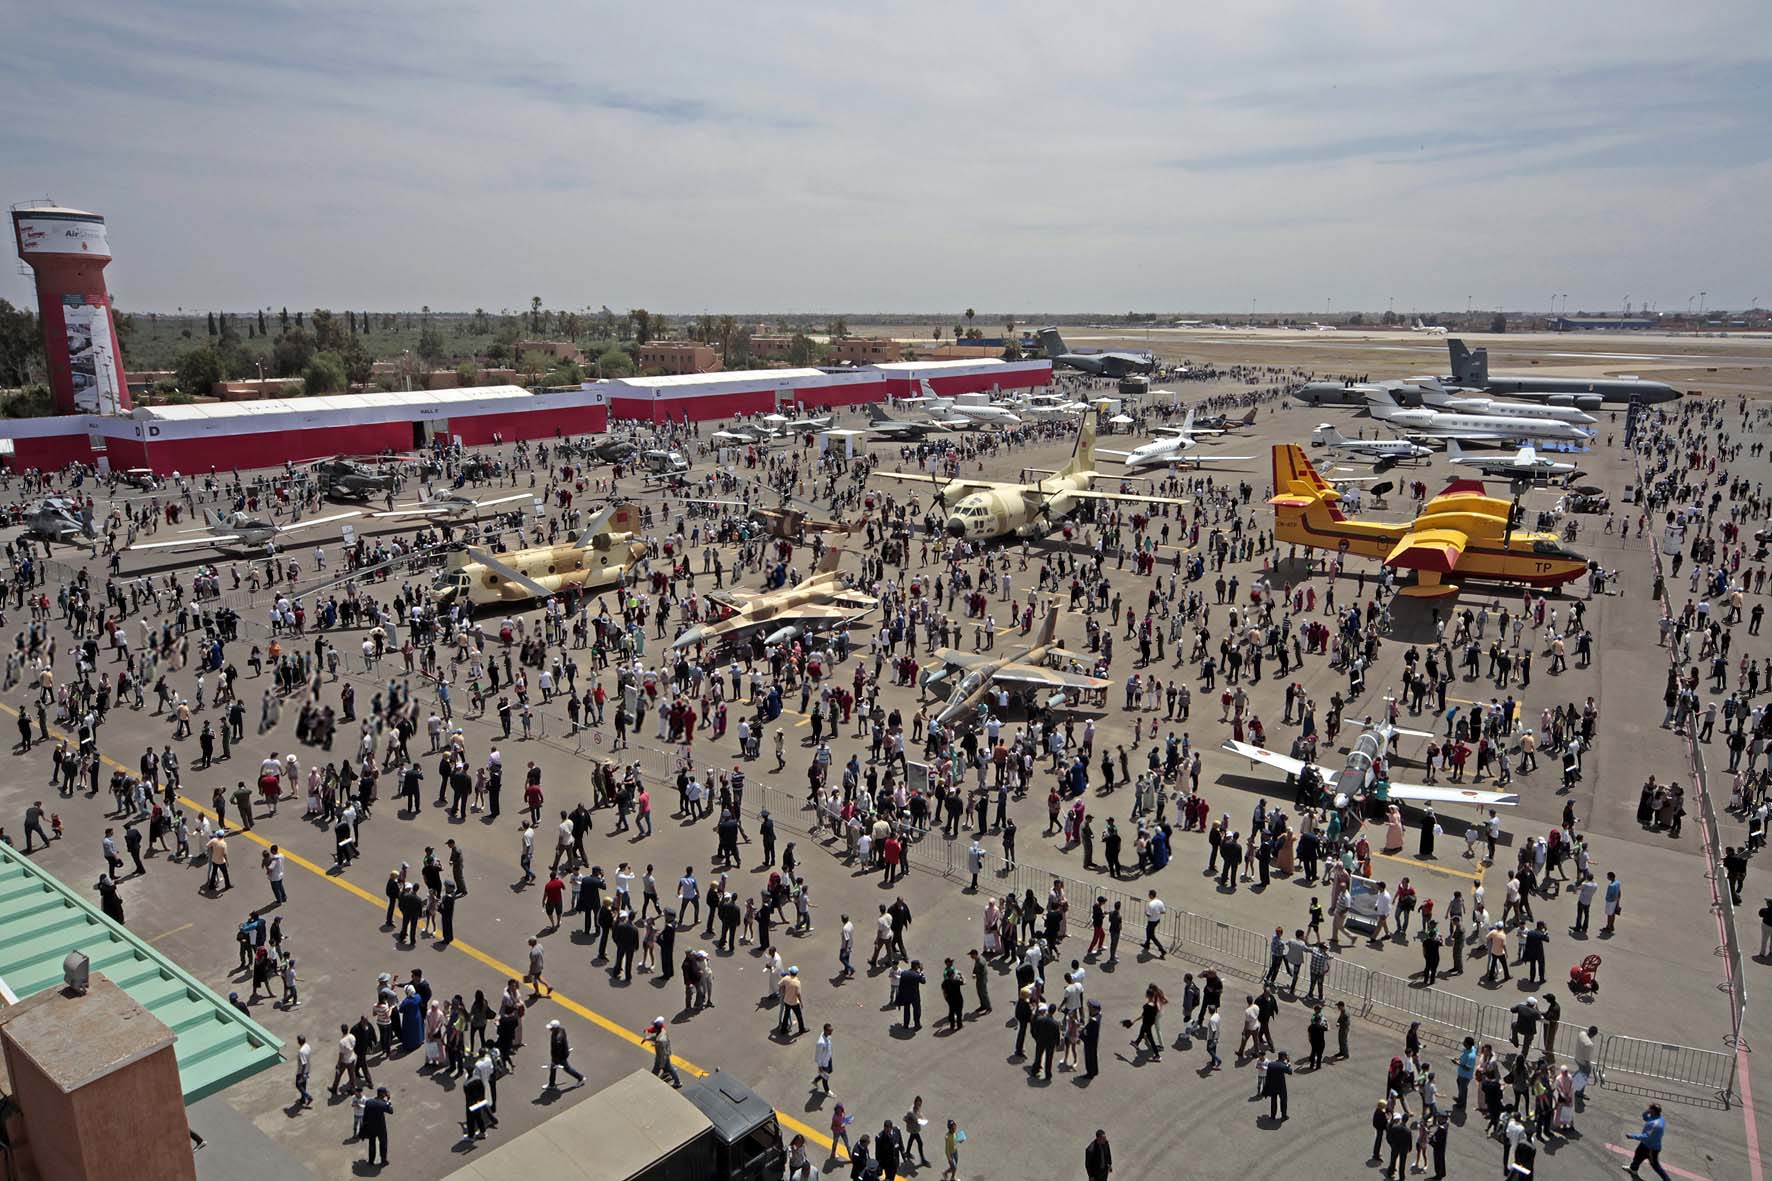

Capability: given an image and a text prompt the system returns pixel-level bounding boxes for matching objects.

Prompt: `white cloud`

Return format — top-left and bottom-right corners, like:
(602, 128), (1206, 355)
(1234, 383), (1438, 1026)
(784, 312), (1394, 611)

(2, 0), (1766, 313)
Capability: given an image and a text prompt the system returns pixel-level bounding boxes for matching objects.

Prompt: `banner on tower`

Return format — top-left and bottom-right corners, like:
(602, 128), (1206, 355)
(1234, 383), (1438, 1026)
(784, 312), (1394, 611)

(63, 298), (122, 415)
(13, 214), (110, 257)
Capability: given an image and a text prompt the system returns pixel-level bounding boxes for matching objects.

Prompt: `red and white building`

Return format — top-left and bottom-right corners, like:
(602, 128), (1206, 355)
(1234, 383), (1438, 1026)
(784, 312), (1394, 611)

(0, 385), (607, 475)
(0, 358), (1050, 473)
(598, 357), (1050, 423)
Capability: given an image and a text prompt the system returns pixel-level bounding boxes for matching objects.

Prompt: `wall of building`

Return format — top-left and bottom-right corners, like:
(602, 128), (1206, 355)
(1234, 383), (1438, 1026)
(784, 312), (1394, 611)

(0, 393), (609, 474)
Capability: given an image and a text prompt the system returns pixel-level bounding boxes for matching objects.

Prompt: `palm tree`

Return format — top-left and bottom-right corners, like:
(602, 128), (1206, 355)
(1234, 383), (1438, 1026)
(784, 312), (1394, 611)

(717, 315), (738, 366)
(965, 308), (976, 333)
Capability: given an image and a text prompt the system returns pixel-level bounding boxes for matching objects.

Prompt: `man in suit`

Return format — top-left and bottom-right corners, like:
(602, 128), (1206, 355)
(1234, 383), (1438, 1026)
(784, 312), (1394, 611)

(359, 1086), (394, 1166)
(897, 959), (926, 1030)
(1081, 999), (1102, 1078)
(1262, 1050), (1292, 1119)
(1031, 1003), (1062, 1080)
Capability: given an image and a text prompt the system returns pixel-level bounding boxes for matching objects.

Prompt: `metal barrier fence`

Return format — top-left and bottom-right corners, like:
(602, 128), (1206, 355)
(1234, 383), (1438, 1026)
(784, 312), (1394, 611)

(1369, 970), (1483, 1048)
(1600, 1034), (1735, 1096)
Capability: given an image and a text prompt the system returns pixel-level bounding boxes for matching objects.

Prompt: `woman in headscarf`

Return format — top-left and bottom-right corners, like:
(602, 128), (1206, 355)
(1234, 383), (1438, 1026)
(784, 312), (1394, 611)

(1383, 805), (1406, 854)
(1552, 1063), (1576, 1131)
(397, 984), (425, 1053)
(424, 997), (446, 1068)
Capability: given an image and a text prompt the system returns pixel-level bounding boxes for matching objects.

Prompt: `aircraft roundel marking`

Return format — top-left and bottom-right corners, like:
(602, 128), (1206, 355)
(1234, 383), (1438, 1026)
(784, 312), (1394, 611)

(1457, 790), (1481, 798)
(1337, 539), (1351, 552)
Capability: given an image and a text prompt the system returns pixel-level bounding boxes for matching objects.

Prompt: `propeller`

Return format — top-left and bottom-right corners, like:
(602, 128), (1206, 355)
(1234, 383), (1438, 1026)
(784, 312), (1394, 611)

(466, 547), (552, 599)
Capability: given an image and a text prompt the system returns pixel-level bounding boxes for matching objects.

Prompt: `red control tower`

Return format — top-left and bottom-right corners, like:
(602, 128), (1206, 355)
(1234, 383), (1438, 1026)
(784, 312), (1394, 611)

(11, 206), (130, 414)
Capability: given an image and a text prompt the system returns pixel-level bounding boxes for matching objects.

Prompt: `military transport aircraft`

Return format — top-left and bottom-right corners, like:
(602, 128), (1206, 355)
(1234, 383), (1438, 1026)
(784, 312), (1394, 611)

(872, 410), (1190, 542)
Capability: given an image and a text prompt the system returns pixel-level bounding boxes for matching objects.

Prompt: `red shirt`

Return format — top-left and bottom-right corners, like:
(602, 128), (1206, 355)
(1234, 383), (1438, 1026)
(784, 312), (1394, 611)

(543, 877), (565, 908)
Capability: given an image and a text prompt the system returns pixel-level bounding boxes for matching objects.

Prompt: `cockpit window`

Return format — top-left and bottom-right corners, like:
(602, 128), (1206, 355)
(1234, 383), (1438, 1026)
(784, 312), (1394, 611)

(1531, 540), (1569, 557)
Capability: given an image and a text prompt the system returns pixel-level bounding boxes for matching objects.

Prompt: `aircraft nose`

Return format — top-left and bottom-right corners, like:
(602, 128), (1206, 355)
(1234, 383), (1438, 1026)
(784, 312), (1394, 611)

(672, 625), (703, 650)
(945, 519), (966, 538)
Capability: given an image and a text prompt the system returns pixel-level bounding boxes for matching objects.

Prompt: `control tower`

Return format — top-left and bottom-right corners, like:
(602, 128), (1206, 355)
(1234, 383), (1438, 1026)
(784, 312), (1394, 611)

(11, 205), (130, 414)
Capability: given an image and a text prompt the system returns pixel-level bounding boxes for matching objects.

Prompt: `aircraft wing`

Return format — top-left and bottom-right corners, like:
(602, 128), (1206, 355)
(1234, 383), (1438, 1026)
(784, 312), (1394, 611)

(754, 602), (875, 629)
(1066, 490), (1193, 506)
(129, 534), (239, 551)
(1404, 429), (1510, 442)
(873, 472), (1006, 495)
(1220, 740), (1338, 782)
(372, 504), (449, 519)
(1383, 527), (1467, 574)
(1385, 782), (1519, 807)
(990, 662), (1111, 692)
(472, 493), (532, 510)
(276, 510), (361, 535)
(705, 588), (765, 610)
(929, 647), (992, 671)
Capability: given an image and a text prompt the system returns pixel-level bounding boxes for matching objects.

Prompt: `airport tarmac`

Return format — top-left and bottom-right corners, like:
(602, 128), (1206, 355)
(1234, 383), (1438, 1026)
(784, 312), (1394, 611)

(878, 323), (1772, 395)
(2, 388), (1765, 1180)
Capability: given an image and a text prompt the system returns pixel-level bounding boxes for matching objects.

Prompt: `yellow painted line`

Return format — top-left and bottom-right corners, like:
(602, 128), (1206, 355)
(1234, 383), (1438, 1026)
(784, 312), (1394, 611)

(148, 921), (195, 943)
(1370, 850), (1482, 889)
(0, 701), (841, 1159)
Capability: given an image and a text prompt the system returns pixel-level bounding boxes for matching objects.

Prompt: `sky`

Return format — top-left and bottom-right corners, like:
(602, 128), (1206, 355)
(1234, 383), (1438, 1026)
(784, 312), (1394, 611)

(2, 1), (1769, 316)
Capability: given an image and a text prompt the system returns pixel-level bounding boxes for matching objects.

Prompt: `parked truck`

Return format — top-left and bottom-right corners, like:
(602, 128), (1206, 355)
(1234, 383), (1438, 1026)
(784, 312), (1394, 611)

(441, 1068), (785, 1181)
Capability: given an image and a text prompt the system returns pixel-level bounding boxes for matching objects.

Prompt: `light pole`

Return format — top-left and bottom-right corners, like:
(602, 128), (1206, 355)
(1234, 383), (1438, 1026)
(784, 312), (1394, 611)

(1700, 291), (1708, 317)
(1250, 297), (1256, 327)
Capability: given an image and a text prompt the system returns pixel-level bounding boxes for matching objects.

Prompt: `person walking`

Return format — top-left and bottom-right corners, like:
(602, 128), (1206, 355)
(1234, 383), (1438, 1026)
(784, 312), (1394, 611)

(293, 1034), (313, 1108)
(1623, 1104), (1672, 1180)
(525, 937), (552, 1000)
(329, 1023), (360, 1095)
(1085, 1129), (1113, 1181)
(544, 1020), (584, 1090)
(812, 1023), (834, 1094)
(1141, 889), (1167, 958)
(266, 845), (286, 905)
(777, 966), (807, 1037)
(643, 1017), (681, 1087)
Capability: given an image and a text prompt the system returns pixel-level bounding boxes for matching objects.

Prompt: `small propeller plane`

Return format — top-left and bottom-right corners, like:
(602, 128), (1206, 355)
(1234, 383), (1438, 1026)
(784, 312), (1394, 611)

(1223, 713), (1519, 808)
(128, 508), (362, 553)
(371, 489), (532, 522)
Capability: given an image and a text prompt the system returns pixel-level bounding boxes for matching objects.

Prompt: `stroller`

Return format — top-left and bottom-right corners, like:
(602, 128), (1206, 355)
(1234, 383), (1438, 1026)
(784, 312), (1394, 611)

(1568, 954), (1601, 994)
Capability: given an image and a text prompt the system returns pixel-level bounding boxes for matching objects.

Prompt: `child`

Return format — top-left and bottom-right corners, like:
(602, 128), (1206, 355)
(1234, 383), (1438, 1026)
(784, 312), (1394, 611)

(281, 954), (300, 1008)
(640, 917), (658, 972)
